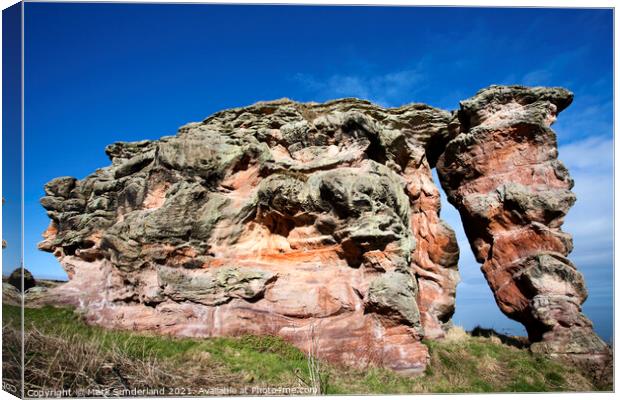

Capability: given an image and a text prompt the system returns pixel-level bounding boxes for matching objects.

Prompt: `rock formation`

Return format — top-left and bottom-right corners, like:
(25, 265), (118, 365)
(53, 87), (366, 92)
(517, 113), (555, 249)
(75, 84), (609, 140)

(38, 85), (607, 374)
(435, 86), (610, 375)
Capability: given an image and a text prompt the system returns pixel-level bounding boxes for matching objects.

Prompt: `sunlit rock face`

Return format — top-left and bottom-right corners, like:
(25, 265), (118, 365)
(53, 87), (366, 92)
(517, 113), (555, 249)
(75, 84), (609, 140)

(38, 98), (459, 375)
(436, 86), (610, 375)
(38, 85), (607, 375)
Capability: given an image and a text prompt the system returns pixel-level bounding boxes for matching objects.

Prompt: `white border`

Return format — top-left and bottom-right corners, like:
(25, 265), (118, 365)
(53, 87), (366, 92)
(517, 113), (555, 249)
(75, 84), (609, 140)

(9, 0), (620, 7)
(0, 1), (616, 400)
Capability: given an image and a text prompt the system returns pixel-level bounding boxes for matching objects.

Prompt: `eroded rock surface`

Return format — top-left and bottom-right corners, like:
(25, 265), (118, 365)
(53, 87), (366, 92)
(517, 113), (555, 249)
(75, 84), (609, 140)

(39, 98), (460, 374)
(436, 85), (610, 371)
(39, 86), (608, 374)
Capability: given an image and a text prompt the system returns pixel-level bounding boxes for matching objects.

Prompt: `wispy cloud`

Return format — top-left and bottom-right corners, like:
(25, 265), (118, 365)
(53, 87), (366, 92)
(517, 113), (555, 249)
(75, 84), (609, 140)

(497, 45), (613, 146)
(559, 136), (613, 284)
(559, 136), (613, 172)
(293, 68), (424, 107)
(558, 136), (613, 342)
(554, 96), (613, 143)
(520, 69), (553, 86)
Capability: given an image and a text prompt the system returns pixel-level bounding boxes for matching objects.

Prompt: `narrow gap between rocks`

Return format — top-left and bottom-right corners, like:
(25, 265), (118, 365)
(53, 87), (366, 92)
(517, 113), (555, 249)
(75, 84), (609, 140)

(429, 169), (526, 337)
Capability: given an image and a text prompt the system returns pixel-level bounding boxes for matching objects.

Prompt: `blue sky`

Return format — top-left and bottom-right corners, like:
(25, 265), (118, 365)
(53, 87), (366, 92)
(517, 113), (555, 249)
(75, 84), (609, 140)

(2, 2), (22, 283)
(6, 4), (613, 340)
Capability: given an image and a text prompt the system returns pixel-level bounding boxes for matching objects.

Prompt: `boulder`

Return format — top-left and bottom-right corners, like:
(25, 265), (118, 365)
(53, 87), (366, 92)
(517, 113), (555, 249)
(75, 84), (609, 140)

(2, 282), (21, 305)
(7, 267), (36, 291)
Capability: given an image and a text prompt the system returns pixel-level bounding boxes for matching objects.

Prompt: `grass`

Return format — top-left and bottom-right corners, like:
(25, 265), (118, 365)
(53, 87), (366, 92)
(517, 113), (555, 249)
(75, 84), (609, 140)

(419, 328), (595, 393)
(2, 305), (609, 396)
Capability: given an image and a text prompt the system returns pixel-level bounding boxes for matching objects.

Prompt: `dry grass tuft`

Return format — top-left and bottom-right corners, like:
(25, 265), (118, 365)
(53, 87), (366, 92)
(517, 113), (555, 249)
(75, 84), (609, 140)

(2, 321), (243, 397)
(2, 322), (22, 396)
(443, 326), (469, 342)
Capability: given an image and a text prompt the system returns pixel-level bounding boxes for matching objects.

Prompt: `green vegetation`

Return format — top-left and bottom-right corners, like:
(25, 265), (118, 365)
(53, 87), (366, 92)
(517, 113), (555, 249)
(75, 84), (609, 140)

(2, 305), (607, 395)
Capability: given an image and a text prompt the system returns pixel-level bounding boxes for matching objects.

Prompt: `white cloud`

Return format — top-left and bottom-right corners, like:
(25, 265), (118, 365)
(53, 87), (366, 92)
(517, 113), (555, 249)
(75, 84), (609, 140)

(294, 68), (424, 107)
(552, 89), (613, 143)
(502, 46), (590, 89)
(558, 136), (613, 305)
(521, 69), (553, 86)
(558, 136), (613, 171)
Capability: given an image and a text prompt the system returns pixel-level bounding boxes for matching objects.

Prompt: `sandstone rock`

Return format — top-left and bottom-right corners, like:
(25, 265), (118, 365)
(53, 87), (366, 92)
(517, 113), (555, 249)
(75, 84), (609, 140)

(158, 266), (277, 306)
(2, 282), (21, 305)
(39, 98), (458, 374)
(436, 85), (610, 368)
(24, 286), (49, 306)
(365, 271), (423, 336)
(38, 86), (607, 375)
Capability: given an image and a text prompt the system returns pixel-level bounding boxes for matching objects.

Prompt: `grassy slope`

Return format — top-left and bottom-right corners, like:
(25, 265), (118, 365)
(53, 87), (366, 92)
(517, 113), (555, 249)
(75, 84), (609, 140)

(2, 304), (606, 395)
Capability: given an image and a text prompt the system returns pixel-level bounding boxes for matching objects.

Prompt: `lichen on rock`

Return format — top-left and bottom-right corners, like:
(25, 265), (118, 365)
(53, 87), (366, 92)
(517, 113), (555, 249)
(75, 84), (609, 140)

(158, 266), (277, 306)
(436, 85), (610, 371)
(366, 271), (423, 335)
(38, 86), (608, 375)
